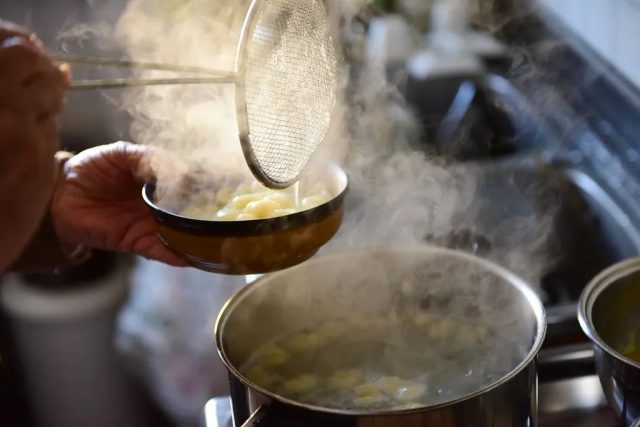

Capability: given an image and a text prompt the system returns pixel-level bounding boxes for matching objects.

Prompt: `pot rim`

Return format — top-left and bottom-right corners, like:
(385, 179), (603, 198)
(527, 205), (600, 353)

(215, 247), (547, 416)
(578, 256), (640, 370)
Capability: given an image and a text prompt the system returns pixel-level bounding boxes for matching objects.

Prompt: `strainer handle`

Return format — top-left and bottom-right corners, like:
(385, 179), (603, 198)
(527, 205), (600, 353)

(69, 76), (237, 90)
(52, 55), (231, 76)
(53, 55), (237, 89)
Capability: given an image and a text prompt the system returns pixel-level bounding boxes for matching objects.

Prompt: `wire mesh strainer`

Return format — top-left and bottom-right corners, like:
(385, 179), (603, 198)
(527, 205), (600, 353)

(57, 0), (338, 188)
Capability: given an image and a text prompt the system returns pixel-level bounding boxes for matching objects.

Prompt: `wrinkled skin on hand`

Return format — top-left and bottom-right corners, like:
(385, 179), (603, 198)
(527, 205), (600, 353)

(0, 20), (186, 270)
(0, 20), (69, 269)
(52, 141), (188, 267)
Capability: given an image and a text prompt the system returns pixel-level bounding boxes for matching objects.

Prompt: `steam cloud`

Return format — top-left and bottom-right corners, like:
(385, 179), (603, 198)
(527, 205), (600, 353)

(49, 0), (561, 422)
(63, 0), (556, 289)
(114, 0), (252, 198)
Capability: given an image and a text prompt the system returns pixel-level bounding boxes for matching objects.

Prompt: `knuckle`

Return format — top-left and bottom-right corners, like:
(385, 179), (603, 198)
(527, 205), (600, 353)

(111, 140), (130, 153)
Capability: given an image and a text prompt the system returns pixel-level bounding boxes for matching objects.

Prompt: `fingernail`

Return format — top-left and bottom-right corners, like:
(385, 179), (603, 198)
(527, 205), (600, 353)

(2, 36), (24, 48)
(59, 63), (72, 85)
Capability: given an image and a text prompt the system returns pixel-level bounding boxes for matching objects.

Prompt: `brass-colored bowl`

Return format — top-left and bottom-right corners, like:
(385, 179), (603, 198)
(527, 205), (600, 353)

(142, 163), (348, 275)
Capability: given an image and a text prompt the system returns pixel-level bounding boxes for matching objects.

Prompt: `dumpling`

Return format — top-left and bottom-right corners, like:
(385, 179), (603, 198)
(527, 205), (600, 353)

(285, 332), (323, 353)
(283, 374), (319, 394)
(258, 345), (289, 366)
(329, 370), (364, 389)
(354, 383), (384, 406)
(244, 200), (282, 219)
(394, 382), (427, 401)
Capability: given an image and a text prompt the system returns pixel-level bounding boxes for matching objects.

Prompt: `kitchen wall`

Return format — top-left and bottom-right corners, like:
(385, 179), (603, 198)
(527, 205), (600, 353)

(537, 0), (640, 88)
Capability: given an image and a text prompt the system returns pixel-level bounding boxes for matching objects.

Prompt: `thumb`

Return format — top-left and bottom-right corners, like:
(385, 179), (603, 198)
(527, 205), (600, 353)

(106, 142), (195, 211)
(142, 144), (189, 185)
(96, 141), (186, 185)
(109, 141), (154, 183)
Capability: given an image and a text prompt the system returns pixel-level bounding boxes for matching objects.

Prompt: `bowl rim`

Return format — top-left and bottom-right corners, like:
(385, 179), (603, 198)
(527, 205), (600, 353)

(142, 163), (349, 237)
(578, 256), (640, 370)
(214, 247), (547, 416)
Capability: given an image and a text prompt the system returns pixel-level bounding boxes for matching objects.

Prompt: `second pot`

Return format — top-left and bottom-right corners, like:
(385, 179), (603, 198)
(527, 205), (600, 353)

(579, 257), (640, 427)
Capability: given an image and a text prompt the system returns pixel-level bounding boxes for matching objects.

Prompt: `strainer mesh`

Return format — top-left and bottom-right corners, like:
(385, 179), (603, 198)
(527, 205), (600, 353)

(243, 0), (337, 186)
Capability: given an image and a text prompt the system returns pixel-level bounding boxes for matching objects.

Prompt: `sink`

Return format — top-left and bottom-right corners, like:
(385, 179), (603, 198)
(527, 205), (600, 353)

(427, 160), (640, 303)
(539, 167), (640, 302)
(407, 73), (640, 344)
(478, 162), (640, 304)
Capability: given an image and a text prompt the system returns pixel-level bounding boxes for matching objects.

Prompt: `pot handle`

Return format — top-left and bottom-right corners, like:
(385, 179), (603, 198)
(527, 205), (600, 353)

(240, 405), (271, 427)
(239, 405), (351, 427)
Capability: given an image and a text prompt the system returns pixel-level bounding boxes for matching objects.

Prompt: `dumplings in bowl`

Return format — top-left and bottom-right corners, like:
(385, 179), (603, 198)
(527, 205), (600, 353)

(180, 180), (332, 221)
(143, 163), (348, 274)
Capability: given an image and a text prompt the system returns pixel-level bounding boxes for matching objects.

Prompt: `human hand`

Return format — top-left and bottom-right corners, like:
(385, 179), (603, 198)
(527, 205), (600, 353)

(51, 142), (188, 267)
(0, 20), (69, 269)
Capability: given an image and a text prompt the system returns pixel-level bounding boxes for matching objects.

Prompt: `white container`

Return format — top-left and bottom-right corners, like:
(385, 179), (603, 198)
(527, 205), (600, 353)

(1, 258), (149, 427)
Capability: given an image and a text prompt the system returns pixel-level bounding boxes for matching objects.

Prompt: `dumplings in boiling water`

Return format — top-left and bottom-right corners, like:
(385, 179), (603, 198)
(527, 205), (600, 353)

(330, 370), (365, 389)
(240, 312), (505, 411)
(257, 345), (289, 366)
(283, 374), (320, 394)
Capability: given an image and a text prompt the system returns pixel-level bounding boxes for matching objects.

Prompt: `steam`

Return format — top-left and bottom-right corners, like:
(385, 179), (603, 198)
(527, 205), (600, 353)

(113, 0), (251, 195)
(316, 2), (556, 288)
(49, 0), (563, 418)
(227, 250), (540, 409)
(58, 0), (557, 287)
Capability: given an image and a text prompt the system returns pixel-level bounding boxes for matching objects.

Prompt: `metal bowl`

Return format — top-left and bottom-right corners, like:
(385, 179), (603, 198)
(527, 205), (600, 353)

(142, 163), (348, 275)
(578, 257), (640, 427)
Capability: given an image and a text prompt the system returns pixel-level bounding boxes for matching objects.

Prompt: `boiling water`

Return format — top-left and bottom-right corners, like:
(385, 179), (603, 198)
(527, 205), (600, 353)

(241, 312), (526, 410)
(622, 331), (640, 362)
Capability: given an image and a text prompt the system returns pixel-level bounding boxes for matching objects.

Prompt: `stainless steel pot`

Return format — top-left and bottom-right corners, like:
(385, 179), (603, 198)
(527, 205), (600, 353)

(579, 257), (640, 427)
(215, 248), (546, 427)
